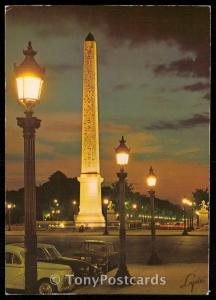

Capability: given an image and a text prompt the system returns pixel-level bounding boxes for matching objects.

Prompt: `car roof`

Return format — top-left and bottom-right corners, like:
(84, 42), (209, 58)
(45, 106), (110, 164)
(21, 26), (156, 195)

(84, 240), (112, 244)
(6, 244), (25, 252)
(8, 243), (56, 248)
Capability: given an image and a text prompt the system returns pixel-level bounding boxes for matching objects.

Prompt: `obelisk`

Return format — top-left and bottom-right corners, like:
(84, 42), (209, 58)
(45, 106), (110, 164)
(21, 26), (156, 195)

(76, 33), (105, 228)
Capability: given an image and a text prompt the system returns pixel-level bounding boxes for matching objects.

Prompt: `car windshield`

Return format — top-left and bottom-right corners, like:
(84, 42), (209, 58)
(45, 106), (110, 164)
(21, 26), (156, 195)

(45, 246), (62, 259)
(86, 243), (107, 253)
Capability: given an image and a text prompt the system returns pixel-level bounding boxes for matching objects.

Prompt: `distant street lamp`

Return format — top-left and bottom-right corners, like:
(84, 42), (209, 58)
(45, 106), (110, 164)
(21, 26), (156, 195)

(14, 41), (45, 294)
(6, 203), (15, 231)
(146, 167), (161, 265)
(114, 136), (131, 280)
(182, 197), (192, 235)
(190, 202), (195, 230)
(103, 199), (109, 236)
(72, 200), (77, 221)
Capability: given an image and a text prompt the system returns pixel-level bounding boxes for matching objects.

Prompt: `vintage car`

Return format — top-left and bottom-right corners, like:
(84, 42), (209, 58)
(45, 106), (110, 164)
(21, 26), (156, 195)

(5, 244), (75, 294)
(12, 243), (102, 281)
(73, 240), (118, 272)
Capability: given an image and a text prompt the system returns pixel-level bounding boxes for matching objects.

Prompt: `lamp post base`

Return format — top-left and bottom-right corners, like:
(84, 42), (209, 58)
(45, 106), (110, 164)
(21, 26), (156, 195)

(114, 266), (132, 285)
(103, 228), (109, 235)
(182, 229), (188, 236)
(147, 251), (162, 265)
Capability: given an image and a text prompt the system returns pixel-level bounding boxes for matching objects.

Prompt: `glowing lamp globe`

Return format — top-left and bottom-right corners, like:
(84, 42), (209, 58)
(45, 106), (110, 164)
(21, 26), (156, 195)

(115, 136), (130, 166)
(147, 166), (157, 187)
(14, 41), (45, 111)
(182, 197), (188, 205)
(7, 203), (12, 209)
(104, 199), (109, 205)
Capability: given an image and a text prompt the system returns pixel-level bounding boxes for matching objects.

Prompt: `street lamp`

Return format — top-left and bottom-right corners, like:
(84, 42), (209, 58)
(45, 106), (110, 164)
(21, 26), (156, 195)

(190, 202), (195, 231)
(6, 203), (15, 231)
(182, 197), (192, 235)
(114, 136), (131, 280)
(103, 199), (109, 235)
(14, 41), (45, 294)
(146, 166), (161, 265)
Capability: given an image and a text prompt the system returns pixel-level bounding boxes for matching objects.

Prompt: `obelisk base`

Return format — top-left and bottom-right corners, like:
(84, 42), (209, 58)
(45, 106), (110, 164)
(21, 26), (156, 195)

(76, 213), (105, 228)
(76, 173), (105, 228)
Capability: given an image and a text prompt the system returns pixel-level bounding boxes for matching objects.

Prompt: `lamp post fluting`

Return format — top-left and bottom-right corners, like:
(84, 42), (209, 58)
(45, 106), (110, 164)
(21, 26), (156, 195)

(114, 136), (131, 281)
(146, 167), (161, 265)
(14, 41), (45, 294)
(103, 199), (109, 235)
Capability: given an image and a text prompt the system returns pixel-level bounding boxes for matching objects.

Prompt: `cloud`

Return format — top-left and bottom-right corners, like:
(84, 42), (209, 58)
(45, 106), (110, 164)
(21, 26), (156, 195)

(183, 82), (210, 91)
(154, 56), (209, 78)
(203, 93), (210, 101)
(146, 113), (209, 130)
(113, 83), (131, 91)
(175, 147), (202, 156)
(7, 6), (210, 77)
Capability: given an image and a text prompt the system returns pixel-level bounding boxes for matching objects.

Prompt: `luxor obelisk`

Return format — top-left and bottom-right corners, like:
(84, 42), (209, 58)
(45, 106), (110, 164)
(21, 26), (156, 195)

(76, 33), (105, 228)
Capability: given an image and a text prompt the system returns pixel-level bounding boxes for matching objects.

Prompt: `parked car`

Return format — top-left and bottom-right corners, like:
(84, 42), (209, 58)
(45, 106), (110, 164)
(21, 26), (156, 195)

(5, 244), (75, 294)
(73, 240), (118, 272)
(12, 243), (102, 281)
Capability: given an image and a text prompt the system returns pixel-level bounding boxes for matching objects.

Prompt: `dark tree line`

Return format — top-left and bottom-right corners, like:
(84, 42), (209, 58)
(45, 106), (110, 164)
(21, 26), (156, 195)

(6, 170), (209, 223)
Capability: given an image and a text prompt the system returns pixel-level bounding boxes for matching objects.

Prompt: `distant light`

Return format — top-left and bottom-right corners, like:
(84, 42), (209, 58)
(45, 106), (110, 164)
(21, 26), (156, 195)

(59, 222), (65, 228)
(103, 199), (109, 205)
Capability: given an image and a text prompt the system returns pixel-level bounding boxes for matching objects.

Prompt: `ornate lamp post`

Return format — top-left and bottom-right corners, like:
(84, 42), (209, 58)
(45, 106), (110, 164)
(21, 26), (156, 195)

(114, 136), (131, 280)
(103, 199), (109, 235)
(14, 41), (45, 294)
(146, 167), (161, 265)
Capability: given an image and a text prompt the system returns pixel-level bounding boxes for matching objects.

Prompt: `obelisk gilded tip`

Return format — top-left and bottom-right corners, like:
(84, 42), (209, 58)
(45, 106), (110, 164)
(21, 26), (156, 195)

(85, 32), (95, 41)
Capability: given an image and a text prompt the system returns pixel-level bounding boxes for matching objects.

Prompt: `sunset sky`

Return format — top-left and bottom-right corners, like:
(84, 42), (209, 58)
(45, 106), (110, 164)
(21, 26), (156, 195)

(5, 5), (210, 204)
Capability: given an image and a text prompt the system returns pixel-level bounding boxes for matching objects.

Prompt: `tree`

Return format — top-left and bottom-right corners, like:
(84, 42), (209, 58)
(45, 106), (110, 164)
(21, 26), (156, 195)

(6, 171), (80, 222)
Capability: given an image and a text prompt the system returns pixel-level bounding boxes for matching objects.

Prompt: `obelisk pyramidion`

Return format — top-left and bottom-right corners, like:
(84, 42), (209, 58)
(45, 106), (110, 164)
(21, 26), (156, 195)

(76, 33), (105, 228)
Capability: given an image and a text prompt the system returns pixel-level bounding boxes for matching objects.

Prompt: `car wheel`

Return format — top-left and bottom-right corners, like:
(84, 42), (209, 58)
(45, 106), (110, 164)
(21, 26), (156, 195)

(38, 279), (57, 295)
